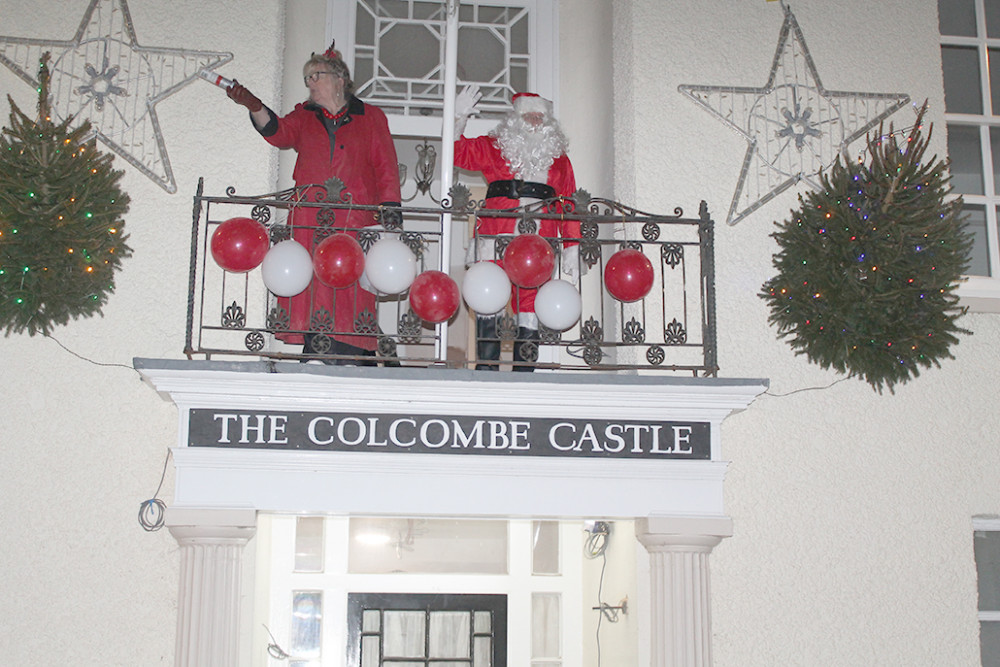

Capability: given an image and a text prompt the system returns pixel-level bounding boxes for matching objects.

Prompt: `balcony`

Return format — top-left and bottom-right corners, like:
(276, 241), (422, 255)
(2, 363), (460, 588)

(184, 178), (719, 375)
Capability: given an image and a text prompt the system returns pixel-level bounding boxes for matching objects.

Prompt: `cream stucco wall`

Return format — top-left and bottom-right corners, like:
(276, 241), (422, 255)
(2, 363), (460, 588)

(0, 1), (283, 664)
(1, 0), (998, 666)
(615, 1), (1000, 665)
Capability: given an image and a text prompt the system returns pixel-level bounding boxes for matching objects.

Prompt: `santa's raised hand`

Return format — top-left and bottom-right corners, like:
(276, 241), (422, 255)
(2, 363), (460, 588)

(455, 84), (482, 136)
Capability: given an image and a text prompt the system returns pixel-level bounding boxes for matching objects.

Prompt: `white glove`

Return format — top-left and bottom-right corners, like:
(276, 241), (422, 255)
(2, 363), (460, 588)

(454, 84), (481, 136)
(560, 244), (580, 286)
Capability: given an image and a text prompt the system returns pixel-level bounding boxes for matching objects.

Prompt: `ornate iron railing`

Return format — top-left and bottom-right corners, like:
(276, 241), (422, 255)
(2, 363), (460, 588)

(184, 178), (718, 375)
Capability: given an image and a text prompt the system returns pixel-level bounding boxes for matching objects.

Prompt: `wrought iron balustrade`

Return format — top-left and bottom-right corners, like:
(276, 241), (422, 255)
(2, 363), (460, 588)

(185, 178), (718, 375)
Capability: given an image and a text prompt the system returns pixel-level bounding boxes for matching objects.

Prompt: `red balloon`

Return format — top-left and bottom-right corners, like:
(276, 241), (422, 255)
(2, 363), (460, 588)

(210, 217), (269, 273)
(502, 234), (555, 288)
(409, 270), (460, 323)
(604, 248), (654, 302)
(313, 233), (365, 288)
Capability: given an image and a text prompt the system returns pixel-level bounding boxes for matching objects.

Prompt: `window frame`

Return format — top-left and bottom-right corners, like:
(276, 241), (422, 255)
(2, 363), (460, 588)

(940, 0), (1000, 311)
(973, 516), (1000, 666)
(346, 592), (508, 667)
(325, 0), (558, 137)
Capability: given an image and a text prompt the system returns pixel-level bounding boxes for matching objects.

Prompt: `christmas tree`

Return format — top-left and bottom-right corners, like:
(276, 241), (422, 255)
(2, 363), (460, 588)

(760, 104), (972, 393)
(0, 53), (131, 336)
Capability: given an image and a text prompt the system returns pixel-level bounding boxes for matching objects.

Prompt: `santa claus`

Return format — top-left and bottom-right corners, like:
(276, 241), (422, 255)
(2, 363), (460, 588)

(454, 87), (580, 371)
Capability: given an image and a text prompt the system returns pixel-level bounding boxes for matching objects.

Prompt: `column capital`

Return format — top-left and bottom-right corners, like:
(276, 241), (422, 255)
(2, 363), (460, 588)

(635, 515), (732, 553)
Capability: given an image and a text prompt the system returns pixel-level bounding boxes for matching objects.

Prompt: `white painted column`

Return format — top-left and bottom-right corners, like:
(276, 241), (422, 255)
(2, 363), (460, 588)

(636, 516), (732, 667)
(167, 508), (257, 667)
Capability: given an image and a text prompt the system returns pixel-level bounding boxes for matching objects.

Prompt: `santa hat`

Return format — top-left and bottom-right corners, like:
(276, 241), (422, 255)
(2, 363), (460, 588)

(512, 92), (552, 116)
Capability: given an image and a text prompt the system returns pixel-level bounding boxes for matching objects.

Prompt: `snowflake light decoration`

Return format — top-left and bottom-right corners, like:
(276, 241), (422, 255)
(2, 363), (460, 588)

(0, 0), (232, 193)
(678, 4), (910, 225)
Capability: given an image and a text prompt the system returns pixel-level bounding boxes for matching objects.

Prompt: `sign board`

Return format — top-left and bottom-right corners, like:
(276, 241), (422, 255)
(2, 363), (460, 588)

(187, 409), (711, 460)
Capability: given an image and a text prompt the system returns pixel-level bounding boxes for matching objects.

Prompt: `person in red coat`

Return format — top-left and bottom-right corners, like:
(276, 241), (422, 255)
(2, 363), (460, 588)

(227, 44), (402, 364)
(454, 89), (579, 370)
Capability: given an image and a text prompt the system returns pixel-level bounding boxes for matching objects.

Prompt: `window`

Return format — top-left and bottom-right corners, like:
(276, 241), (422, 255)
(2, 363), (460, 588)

(939, 0), (1000, 308)
(328, 0), (557, 136)
(974, 517), (1000, 666)
(347, 593), (506, 666)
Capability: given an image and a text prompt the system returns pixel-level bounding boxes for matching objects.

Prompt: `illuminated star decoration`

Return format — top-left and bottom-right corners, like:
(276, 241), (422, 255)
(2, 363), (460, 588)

(0, 0), (232, 193)
(678, 4), (910, 226)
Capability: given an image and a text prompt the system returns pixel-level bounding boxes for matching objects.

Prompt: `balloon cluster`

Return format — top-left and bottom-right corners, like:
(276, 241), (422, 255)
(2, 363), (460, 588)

(212, 221), (657, 329)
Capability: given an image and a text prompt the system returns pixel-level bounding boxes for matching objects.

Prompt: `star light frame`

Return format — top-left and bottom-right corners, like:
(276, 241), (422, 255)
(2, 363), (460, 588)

(678, 4), (911, 226)
(0, 0), (233, 193)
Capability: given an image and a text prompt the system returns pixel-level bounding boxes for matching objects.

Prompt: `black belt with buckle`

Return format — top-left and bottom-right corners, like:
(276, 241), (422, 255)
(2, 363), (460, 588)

(485, 179), (556, 200)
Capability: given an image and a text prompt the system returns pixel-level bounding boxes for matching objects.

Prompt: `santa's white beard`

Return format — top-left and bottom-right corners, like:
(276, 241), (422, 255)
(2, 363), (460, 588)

(493, 116), (569, 182)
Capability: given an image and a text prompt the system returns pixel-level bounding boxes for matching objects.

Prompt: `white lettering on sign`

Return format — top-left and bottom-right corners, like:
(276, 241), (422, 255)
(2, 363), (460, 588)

(213, 413), (288, 444)
(195, 410), (708, 459)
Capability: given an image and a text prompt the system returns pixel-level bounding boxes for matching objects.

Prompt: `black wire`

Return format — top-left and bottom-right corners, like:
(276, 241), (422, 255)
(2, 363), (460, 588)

(585, 523), (612, 667)
(138, 450), (171, 532)
(763, 375), (853, 397)
(264, 625), (289, 660)
(44, 333), (142, 376)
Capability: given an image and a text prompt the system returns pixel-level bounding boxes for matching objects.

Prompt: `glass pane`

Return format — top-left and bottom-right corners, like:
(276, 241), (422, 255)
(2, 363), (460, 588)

(532, 521), (560, 574)
(429, 611), (471, 658)
(963, 205), (991, 275)
(982, 621), (1000, 664)
(384, 611), (426, 657)
(989, 49), (1000, 115)
(349, 518), (508, 574)
(291, 591), (322, 658)
(474, 636), (492, 667)
(363, 609), (381, 632)
(531, 593), (561, 659)
(361, 636), (380, 667)
(942, 45), (984, 114)
(976, 530), (1000, 609)
(474, 610), (492, 633)
(458, 26), (506, 83)
(948, 124), (985, 194)
(939, 0), (977, 35)
(988, 0), (1000, 37)
(295, 517), (324, 572)
(383, 23), (440, 79)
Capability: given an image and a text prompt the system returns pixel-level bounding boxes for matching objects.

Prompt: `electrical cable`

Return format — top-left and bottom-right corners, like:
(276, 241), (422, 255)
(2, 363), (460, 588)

(264, 625), (290, 660)
(584, 522), (612, 667)
(138, 450), (171, 531)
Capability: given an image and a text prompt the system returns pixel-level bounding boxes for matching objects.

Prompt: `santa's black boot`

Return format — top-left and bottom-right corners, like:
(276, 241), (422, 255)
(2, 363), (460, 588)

(476, 316), (501, 370)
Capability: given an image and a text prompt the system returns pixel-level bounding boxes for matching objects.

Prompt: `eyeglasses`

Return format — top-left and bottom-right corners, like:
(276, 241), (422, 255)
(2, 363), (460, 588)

(304, 71), (336, 85)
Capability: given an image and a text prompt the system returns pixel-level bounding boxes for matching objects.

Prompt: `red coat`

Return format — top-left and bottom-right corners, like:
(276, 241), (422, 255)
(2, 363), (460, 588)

(454, 134), (578, 313)
(258, 97), (401, 348)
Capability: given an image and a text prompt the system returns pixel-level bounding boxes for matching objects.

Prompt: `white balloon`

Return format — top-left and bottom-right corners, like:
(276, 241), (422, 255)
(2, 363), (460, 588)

(534, 279), (582, 331)
(363, 237), (418, 294)
(461, 261), (511, 315)
(261, 240), (313, 297)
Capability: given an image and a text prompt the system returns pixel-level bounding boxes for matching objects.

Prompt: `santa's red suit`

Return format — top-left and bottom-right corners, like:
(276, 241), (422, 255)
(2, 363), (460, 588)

(256, 96), (401, 349)
(453, 133), (578, 314)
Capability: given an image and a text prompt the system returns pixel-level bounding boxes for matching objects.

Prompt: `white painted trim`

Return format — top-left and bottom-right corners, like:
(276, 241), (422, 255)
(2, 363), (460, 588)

(138, 359), (767, 520)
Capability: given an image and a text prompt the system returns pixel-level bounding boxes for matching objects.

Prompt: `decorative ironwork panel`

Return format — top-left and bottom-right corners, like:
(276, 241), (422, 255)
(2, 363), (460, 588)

(267, 305), (290, 331)
(664, 319), (688, 345)
(355, 309), (378, 335)
(310, 308), (335, 333)
(244, 330), (265, 352)
(662, 243), (684, 268)
(398, 310), (422, 344)
(622, 317), (645, 344)
(222, 301), (245, 329)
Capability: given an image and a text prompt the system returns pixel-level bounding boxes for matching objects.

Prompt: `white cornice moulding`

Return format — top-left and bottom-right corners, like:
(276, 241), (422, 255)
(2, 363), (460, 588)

(136, 359), (768, 519)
